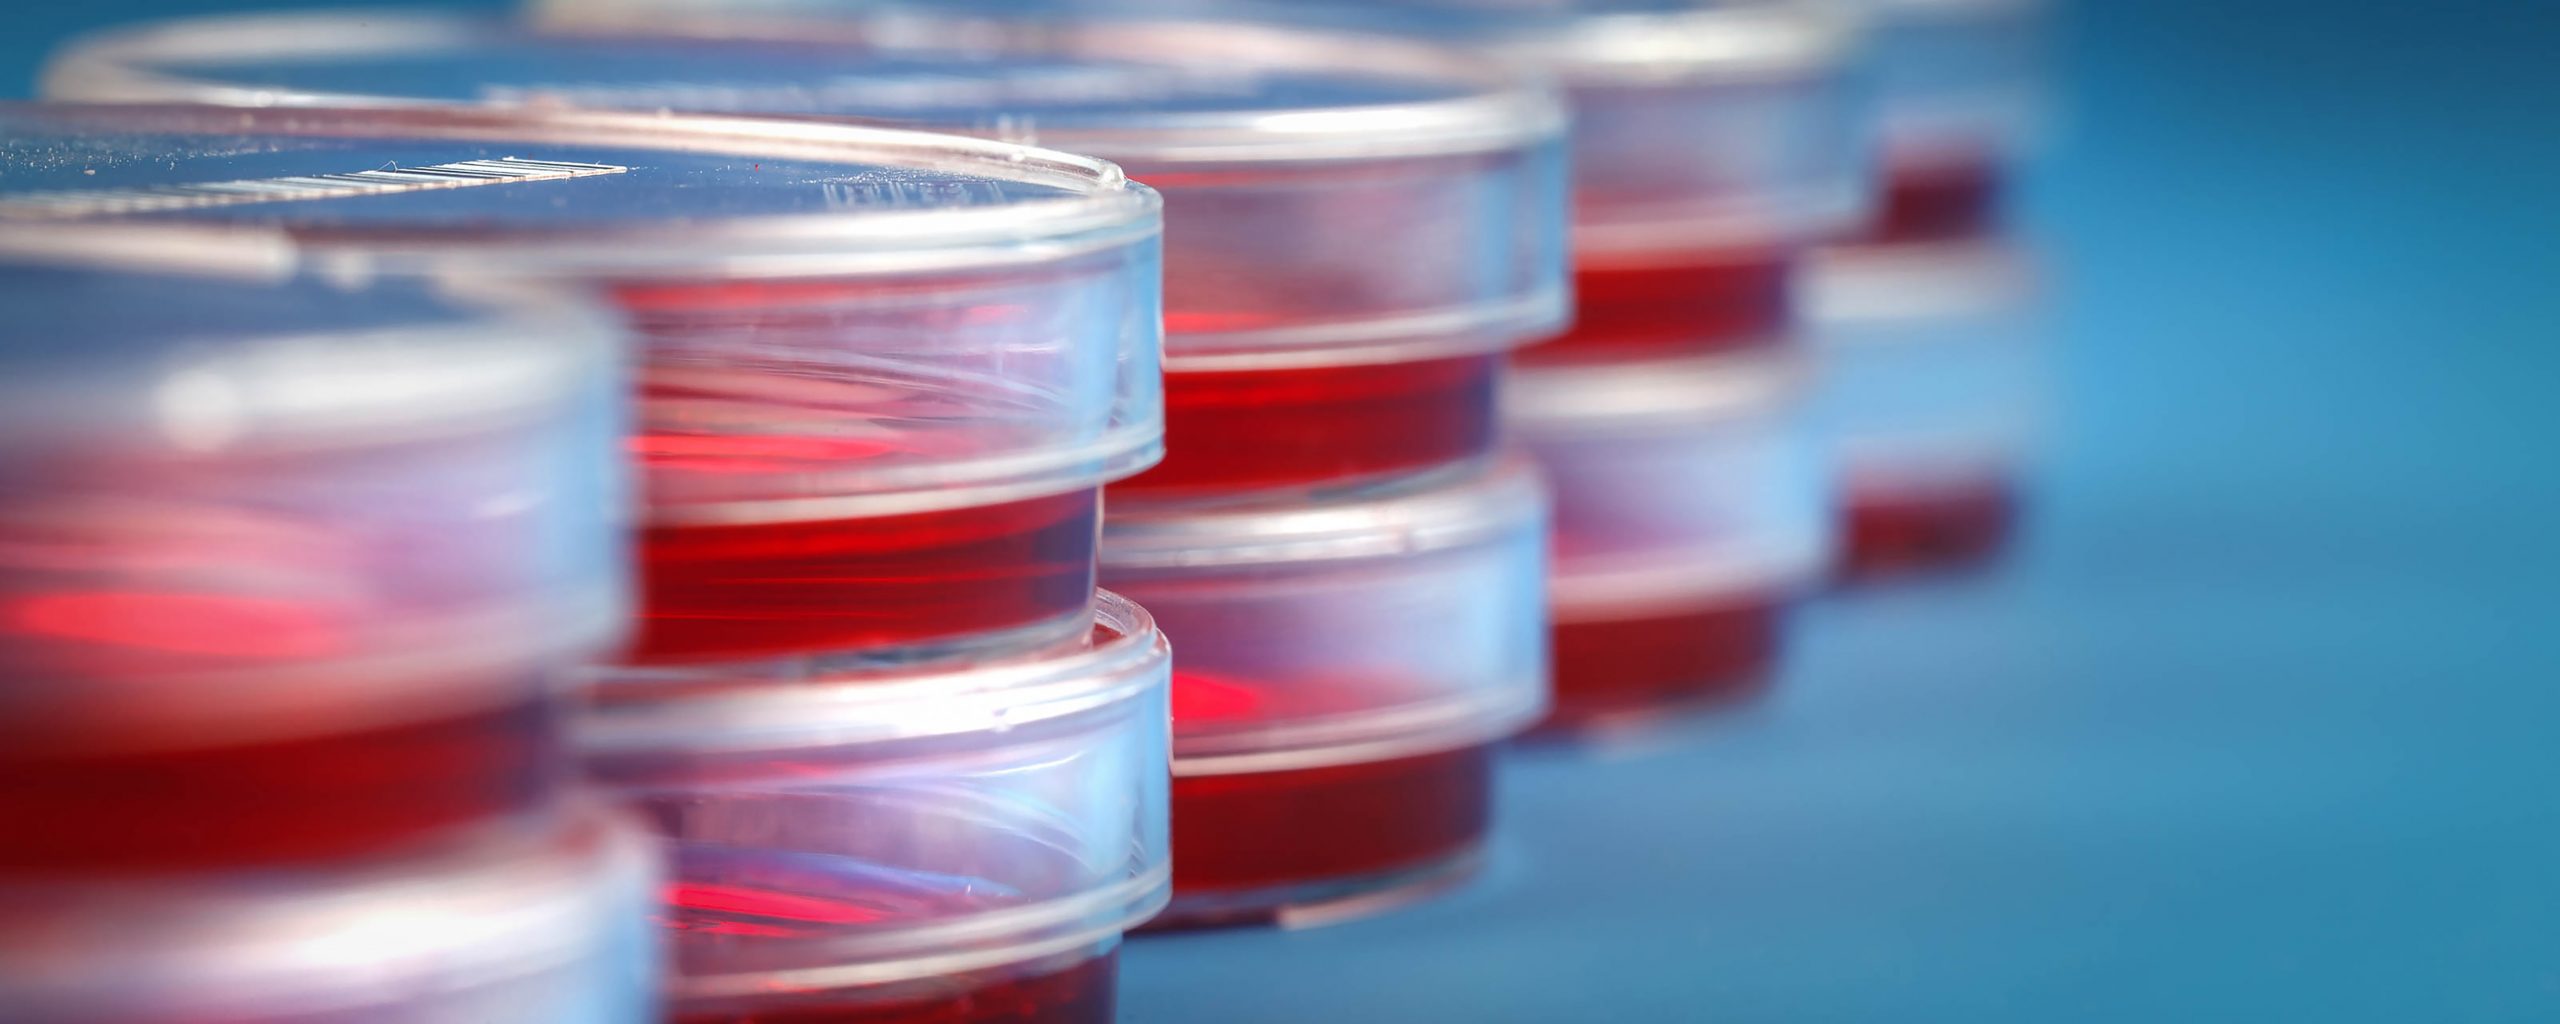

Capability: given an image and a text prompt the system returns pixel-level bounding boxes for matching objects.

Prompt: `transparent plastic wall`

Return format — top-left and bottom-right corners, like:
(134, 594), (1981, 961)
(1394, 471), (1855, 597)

(0, 804), (660, 1023)
(0, 223), (629, 872)
(580, 593), (1171, 1018)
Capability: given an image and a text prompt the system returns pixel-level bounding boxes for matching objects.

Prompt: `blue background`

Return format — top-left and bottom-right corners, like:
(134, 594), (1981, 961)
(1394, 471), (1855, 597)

(13, 0), (2558, 1018)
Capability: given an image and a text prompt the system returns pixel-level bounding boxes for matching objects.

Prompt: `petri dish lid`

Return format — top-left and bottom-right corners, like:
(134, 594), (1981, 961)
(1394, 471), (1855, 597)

(0, 220), (613, 454)
(581, 590), (1170, 753)
(0, 101), (1156, 283)
(1100, 457), (1545, 570)
(46, 8), (1570, 367)
(0, 803), (656, 1023)
(1171, 0), (1873, 255)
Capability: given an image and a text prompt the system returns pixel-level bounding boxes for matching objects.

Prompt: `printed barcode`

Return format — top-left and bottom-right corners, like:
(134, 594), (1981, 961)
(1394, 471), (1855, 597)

(0, 157), (630, 218)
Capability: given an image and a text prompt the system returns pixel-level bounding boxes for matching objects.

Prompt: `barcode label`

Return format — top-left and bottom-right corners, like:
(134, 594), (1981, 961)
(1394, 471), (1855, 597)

(0, 157), (629, 219)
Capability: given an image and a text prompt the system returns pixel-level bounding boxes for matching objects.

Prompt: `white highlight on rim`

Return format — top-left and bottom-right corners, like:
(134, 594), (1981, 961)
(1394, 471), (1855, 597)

(1170, 680), (1548, 777)
(1803, 239), (2039, 327)
(1506, 347), (1813, 432)
(581, 590), (1168, 752)
(1100, 458), (1547, 570)
(1548, 536), (1829, 619)
(0, 157), (627, 219)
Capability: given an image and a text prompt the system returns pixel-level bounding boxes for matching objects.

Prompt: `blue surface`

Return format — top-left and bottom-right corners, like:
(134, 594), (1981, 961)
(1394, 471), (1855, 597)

(11, 0), (2560, 1019)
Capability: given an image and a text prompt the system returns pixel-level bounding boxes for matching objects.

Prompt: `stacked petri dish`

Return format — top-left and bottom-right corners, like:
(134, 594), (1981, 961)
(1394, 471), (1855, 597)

(469, 3), (1572, 929)
(1263, 0), (1870, 730)
(0, 218), (657, 1019)
(54, 4), (1579, 928)
(0, 101), (1174, 1021)
(1813, 0), (2053, 578)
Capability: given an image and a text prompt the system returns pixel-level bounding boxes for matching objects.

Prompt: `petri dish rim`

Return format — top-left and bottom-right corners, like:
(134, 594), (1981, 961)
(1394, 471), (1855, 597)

(0, 99), (1161, 283)
(43, 8), (1569, 165)
(580, 589), (1171, 753)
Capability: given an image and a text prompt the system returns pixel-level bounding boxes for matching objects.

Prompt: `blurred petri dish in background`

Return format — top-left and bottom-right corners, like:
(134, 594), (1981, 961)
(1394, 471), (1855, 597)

(1804, 239), (2048, 578)
(1848, 0), (2051, 244)
(1508, 352), (1831, 732)
(1100, 460), (1548, 927)
(1174, 0), (1872, 361)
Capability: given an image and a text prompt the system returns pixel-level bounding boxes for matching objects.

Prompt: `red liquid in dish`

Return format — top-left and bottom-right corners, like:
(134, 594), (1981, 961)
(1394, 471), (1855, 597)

(1164, 744), (1491, 924)
(630, 489), (1098, 663)
(654, 833), (1119, 1024)
(0, 693), (560, 874)
(613, 271), (1130, 663)
(1116, 355), (1498, 496)
(1841, 476), (2018, 579)
(1869, 158), (2006, 245)
(1520, 252), (1795, 364)
(1542, 600), (1783, 732)
(672, 952), (1116, 1024)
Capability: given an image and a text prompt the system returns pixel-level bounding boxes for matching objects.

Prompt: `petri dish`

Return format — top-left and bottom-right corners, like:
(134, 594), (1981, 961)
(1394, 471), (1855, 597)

(0, 801), (660, 1023)
(578, 591), (1170, 1022)
(1209, 0), (1874, 361)
(0, 100), (1163, 664)
(1507, 352), (1832, 730)
(1848, 0), (2051, 243)
(45, 7), (1567, 498)
(1803, 238), (2045, 577)
(1099, 460), (1548, 926)
(0, 219), (624, 872)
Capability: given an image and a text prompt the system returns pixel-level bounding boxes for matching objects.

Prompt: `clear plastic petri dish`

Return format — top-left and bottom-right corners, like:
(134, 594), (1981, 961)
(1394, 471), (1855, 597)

(0, 801), (660, 1023)
(1098, 459), (1548, 927)
(0, 100), (1163, 665)
(1803, 238), (2045, 577)
(1848, 0), (2051, 243)
(578, 591), (1170, 1023)
(1507, 353), (1832, 731)
(44, 7), (1568, 499)
(1209, 0), (1873, 361)
(0, 220), (624, 873)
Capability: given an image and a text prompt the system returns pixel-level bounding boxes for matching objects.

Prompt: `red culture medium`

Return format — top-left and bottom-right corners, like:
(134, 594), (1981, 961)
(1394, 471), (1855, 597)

(612, 270), (1129, 663)
(1520, 251), (1795, 364)
(673, 953), (1117, 1024)
(1115, 354), (1498, 496)
(1542, 601), (1783, 732)
(1165, 741), (1492, 925)
(1840, 475), (2017, 580)
(651, 827), (1122, 1023)
(0, 692), (559, 874)
(630, 488), (1098, 664)
(1867, 156), (2006, 245)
